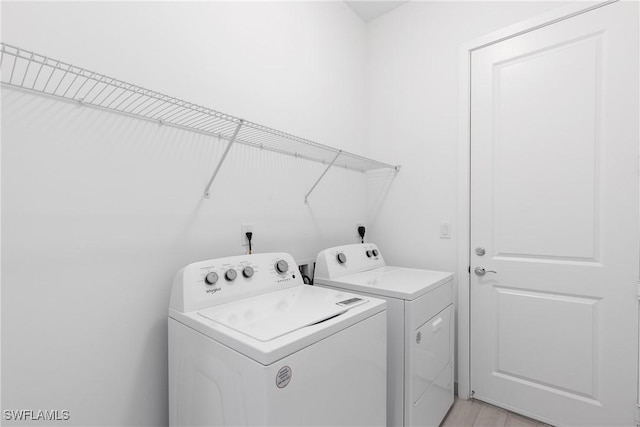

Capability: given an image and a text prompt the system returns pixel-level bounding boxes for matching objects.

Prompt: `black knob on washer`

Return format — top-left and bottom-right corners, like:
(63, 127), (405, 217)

(243, 266), (254, 278)
(336, 253), (347, 264)
(372, 249), (379, 257)
(225, 269), (237, 281)
(275, 260), (289, 274)
(366, 250), (372, 258)
(205, 272), (219, 285)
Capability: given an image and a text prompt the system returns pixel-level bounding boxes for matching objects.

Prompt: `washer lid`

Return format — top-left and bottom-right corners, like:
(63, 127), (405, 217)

(316, 266), (453, 300)
(197, 285), (362, 342)
(170, 283), (386, 366)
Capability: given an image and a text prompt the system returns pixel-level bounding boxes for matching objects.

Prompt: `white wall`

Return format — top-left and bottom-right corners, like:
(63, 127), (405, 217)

(1, 2), (371, 426)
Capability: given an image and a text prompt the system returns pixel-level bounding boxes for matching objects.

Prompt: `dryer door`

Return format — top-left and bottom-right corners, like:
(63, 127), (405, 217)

(411, 304), (453, 403)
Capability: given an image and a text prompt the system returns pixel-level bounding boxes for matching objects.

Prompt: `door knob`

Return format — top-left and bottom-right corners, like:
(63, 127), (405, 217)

(474, 267), (497, 276)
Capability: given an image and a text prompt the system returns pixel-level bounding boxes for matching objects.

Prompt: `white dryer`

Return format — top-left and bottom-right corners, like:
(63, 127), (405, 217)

(315, 244), (454, 427)
(168, 252), (387, 427)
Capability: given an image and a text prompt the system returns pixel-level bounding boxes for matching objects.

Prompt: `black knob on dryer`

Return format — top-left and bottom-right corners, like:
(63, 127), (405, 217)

(372, 249), (379, 257)
(275, 260), (289, 274)
(336, 253), (347, 264)
(366, 250), (372, 258)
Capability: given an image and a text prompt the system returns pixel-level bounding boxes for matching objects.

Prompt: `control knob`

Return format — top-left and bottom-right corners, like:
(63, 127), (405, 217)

(275, 260), (289, 274)
(225, 269), (237, 281)
(372, 249), (379, 257)
(336, 253), (347, 264)
(204, 272), (219, 285)
(242, 266), (254, 278)
(366, 250), (372, 258)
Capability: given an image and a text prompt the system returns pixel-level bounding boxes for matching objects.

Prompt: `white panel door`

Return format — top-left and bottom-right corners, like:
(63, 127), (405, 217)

(470, 2), (639, 425)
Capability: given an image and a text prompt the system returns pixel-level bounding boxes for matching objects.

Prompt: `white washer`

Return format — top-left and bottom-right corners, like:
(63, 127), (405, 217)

(315, 243), (454, 427)
(168, 252), (387, 427)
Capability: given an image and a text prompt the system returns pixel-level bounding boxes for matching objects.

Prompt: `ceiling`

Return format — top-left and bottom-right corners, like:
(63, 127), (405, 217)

(344, 1), (409, 23)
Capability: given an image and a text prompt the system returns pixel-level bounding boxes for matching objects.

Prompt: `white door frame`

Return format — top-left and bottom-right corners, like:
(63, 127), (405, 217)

(455, 0), (624, 401)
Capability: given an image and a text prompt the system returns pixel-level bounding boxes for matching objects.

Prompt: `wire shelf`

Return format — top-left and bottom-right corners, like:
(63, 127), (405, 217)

(0, 43), (400, 194)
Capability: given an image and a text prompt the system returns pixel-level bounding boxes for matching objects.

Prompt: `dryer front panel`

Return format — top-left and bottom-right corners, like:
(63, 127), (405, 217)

(411, 305), (452, 403)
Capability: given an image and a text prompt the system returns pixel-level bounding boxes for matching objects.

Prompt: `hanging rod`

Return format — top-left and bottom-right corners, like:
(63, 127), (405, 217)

(0, 43), (400, 199)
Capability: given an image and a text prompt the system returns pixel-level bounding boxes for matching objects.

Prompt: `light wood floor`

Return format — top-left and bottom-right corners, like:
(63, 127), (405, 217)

(441, 398), (551, 427)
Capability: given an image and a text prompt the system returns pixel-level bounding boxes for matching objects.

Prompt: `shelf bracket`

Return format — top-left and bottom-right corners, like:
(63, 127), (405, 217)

(204, 120), (244, 198)
(304, 150), (342, 204)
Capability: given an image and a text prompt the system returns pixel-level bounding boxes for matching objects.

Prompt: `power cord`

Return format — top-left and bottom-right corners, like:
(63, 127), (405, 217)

(299, 265), (313, 285)
(358, 226), (366, 244)
(246, 232), (253, 254)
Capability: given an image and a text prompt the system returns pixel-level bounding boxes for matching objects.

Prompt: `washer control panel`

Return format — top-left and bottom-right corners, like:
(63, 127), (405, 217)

(315, 243), (386, 280)
(170, 253), (302, 312)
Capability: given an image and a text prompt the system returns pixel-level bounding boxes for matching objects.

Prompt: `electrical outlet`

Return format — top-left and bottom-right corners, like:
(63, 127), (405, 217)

(241, 223), (254, 246)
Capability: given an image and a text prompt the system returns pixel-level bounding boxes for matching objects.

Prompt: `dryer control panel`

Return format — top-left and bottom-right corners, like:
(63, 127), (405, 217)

(170, 253), (302, 312)
(315, 243), (386, 280)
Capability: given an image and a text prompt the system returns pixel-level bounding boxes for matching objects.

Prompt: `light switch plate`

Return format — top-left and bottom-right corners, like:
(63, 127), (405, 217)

(440, 222), (451, 239)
